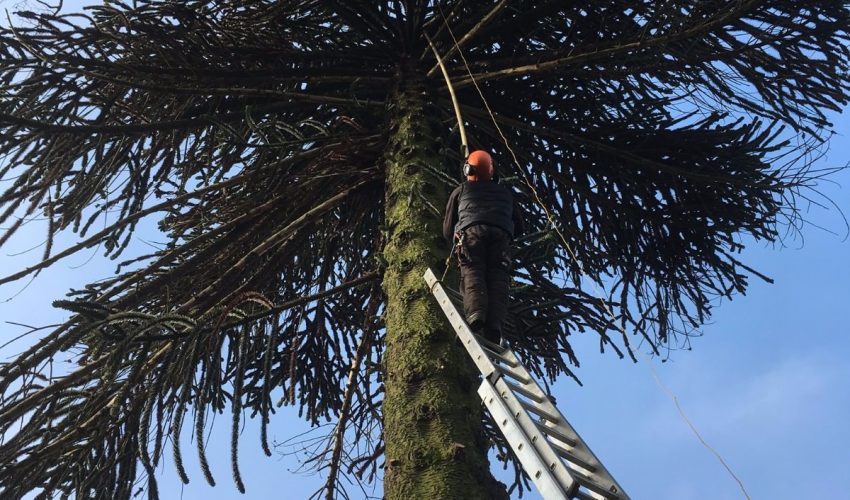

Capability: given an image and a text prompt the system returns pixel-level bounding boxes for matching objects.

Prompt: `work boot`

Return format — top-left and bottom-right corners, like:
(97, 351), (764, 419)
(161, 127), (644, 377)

(483, 328), (501, 345)
(466, 312), (485, 333)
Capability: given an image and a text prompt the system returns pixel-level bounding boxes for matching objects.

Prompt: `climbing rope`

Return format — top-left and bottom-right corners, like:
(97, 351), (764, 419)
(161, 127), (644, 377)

(430, 8), (752, 499)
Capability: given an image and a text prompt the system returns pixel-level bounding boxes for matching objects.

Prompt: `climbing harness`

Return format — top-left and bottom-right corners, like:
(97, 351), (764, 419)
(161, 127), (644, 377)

(437, 230), (464, 286)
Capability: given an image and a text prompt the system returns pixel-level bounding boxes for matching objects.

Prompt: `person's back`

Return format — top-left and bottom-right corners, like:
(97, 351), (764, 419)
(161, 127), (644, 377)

(442, 151), (523, 343)
(455, 181), (516, 238)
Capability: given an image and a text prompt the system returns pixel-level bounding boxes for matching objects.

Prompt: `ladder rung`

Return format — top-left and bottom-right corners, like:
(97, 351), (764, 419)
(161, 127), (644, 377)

(486, 351), (520, 369)
(574, 472), (622, 500)
(477, 336), (511, 355)
(503, 379), (546, 404)
(536, 422), (578, 448)
(549, 439), (597, 473)
(493, 363), (532, 385)
(519, 399), (560, 423)
(478, 344), (519, 369)
(575, 492), (596, 500)
(576, 491), (615, 500)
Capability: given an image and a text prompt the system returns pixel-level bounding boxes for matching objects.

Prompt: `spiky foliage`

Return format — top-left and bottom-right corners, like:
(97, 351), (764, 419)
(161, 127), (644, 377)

(1, 1), (848, 498)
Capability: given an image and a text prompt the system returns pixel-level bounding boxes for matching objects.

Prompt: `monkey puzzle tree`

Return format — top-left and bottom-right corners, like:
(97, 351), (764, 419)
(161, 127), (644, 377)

(0, 1), (848, 498)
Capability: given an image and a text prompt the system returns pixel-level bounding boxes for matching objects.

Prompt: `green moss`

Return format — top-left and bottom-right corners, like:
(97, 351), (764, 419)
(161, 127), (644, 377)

(380, 69), (507, 500)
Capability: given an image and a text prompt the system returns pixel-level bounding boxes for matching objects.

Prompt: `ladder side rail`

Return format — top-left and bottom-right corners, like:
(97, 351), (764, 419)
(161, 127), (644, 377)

(479, 379), (572, 500)
(425, 268), (501, 378)
(498, 349), (630, 499)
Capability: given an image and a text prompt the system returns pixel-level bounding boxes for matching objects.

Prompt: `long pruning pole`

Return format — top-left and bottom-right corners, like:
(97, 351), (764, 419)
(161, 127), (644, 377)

(425, 33), (469, 158)
(424, 33), (468, 282)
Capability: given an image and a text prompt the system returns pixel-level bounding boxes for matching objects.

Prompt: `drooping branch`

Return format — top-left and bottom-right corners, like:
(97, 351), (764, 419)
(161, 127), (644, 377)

(322, 282), (382, 500)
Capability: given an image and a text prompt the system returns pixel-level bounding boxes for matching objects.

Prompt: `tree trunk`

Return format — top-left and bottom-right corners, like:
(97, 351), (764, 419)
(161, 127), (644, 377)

(381, 63), (508, 500)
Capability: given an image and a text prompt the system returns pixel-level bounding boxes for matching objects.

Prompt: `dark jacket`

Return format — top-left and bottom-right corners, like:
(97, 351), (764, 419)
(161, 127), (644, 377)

(443, 181), (524, 243)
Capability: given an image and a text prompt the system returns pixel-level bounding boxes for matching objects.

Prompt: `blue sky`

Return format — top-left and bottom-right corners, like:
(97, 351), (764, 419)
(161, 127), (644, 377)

(1, 3), (849, 499)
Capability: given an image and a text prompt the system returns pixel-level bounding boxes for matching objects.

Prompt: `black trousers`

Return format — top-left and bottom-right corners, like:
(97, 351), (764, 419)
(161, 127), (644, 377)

(458, 224), (511, 339)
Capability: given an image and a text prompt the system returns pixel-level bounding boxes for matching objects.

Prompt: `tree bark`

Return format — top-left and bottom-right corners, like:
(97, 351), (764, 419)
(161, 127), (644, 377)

(381, 62), (507, 500)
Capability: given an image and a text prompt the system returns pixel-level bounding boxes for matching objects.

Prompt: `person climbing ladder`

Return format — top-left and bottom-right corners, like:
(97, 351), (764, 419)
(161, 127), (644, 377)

(442, 150), (524, 344)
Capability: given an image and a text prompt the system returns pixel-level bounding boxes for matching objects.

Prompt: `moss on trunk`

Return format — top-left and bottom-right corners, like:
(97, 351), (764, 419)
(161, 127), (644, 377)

(381, 63), (507, 500)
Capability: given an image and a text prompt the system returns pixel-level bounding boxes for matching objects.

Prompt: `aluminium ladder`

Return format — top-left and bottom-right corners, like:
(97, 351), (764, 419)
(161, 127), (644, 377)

(425, 268), (629, 500)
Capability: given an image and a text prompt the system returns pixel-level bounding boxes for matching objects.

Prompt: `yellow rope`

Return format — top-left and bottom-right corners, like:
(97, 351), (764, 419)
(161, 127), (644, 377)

(433, 9), (752, 499)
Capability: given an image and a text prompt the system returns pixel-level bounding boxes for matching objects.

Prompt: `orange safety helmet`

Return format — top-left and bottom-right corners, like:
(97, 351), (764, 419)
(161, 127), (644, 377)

(464, 150), (494, 181)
